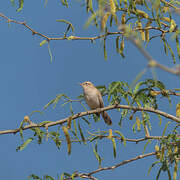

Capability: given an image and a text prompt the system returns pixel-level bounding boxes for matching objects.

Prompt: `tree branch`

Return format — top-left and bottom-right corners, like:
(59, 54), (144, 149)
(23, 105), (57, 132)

(87, 152), (156, 176)
(81, 152), (156, 179)
(1, 12), (179, 77)
(129, 36), (180, 77)
(0, 12), (169, 42)
(62, 151), (156, 180)
(88, 131), (172, 143)
(0, 104), (179, 135)
(160, 0), (178, 9)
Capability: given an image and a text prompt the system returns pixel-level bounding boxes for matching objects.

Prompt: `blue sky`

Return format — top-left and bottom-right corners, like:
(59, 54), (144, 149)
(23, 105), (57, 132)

(0, 0), (179, 179)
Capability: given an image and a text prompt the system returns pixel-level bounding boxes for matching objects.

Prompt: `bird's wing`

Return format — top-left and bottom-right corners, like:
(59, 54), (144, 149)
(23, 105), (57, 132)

(97, 90), (104, 108)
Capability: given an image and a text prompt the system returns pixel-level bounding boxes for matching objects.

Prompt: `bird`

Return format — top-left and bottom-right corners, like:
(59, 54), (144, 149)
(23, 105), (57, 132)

(80, 81), (112, 125)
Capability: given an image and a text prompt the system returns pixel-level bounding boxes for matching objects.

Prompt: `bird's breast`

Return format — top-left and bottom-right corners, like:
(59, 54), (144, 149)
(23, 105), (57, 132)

(84, 90), (100, 109)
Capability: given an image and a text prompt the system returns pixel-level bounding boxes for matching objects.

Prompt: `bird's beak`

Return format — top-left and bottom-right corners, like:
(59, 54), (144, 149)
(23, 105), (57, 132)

(79, 83), (83, 86)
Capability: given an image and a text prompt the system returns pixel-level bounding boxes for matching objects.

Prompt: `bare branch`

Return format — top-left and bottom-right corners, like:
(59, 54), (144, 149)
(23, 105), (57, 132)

(86, 152), (156, 176)
(62, 152), (156, 180)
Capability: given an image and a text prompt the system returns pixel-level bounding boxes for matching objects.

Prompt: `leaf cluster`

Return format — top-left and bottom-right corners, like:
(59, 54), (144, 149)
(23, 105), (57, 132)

(150, 127), (180, 180)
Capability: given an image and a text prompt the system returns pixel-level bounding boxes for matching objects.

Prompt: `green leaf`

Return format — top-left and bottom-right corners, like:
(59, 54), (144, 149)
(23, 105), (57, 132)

(173, 159), (178, 180)
(143, 139), (151, 154)
(166, 40), (176, 63)
(62, 126), (71, 155)
(60, 173), (64, 180)
(39, 121), (52, 126)
(84, 11), (99, 28)
(48, 43), (53, 62)
(92, 142), (102, 167)
(86, 0), (93, 12)
(136, 117), (141, 131)
(16, 137), (33, 152)
(19, 119), (28, 141)
(73, 119), (78, 136)
(109, 82), (120, 95)
(30, 110), (44, 116)
(69, 103), (74, 115)
(10, 0), (15, 6)
(116, 36), (120, 53)
(156, 167), (162, 180)
(56, 19), (75, 32)
(157, 114), (162, 126)
(114, 130), (126, 146)
(131, 68), (147, 89)
(31, 128), (44, 145)
(40, 40), (47, 47)
(148, 161), (160, 175)
(63, 173), (71, 177)
(28, 174), (42, 180)
(60, 0), (68, 7)
(19, 128), (24, 141)
(103, 38), (107, 60)
(119, 38), (125, 58)
(176, 36), (180, 59)
(43, 94), (66, 110)
(43, 99), (55, 110)
(49, 130), (61, 149)
(81, 117), (90, 125)
(78, 121), (86, 144)
(133, 81), (144, 94)
(43, 175), (54, 180)
(162, 38), (168, 55)
(17, 0), (24, 12)
(162, 121), (171, 136)
(112, 138), (117, 158)
(71, 171), (78, 180)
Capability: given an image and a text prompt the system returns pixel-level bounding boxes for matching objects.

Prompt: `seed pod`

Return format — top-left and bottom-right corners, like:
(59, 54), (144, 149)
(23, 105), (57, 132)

(101, 12), (110, 31)
(150, 90), (161, 96)
(145, 20), (152, 42)
(121, 13), (126, 24)
(109, 0), (116, 14)
(135, 0), (143, 5)
(136, 10), (149, 18)
(137, 21), (145, 41)
(155, 145), (160, 159)
(62, 126), (71, 155)
(155, 145), (160, 152)
(136, 117), (141, 131)
(162, 17), (171, 23)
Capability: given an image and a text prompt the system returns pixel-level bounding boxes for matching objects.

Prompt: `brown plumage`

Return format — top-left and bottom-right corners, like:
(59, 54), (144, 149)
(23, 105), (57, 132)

(80, 81), (112, 125)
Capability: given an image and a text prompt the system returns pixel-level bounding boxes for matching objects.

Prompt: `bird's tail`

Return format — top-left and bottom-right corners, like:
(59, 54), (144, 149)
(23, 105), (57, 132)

(101, 111), (112, 125)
